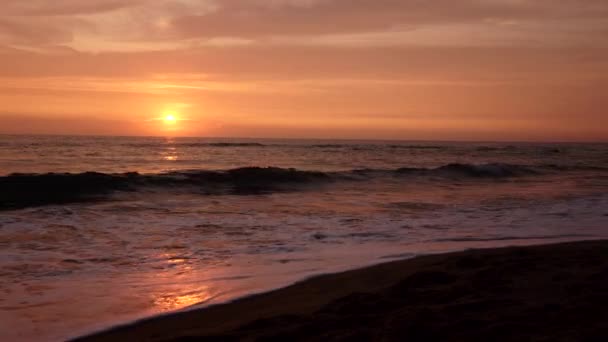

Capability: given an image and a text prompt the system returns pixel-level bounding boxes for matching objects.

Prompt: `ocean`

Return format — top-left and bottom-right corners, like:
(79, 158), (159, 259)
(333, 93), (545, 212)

(1, 135), (608, 341)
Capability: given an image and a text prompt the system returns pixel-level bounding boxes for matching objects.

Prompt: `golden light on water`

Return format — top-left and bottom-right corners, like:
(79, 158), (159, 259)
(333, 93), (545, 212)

(162, 140), (178, 161)
(149, 252), (216, 311)
(153, 287), (213, 311)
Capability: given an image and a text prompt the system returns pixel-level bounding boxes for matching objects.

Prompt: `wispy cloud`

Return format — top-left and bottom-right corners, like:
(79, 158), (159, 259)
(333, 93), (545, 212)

(0, 0), (607, 140)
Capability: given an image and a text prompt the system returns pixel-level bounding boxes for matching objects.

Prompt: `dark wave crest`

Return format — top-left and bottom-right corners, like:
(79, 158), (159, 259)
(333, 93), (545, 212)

(1, 172), (134, 210)
(539, 163), (608, 172)
(0, 168), (330, 210)
(395, 163), (538, 178)
(1, 163), (599, 210)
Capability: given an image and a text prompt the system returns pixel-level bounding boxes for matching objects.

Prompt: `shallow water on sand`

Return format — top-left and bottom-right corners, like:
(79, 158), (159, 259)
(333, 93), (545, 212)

(1, 135), (607, 341)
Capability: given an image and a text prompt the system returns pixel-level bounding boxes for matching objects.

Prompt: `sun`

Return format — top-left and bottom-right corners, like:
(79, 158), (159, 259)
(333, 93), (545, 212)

(163, 113), (177, 124)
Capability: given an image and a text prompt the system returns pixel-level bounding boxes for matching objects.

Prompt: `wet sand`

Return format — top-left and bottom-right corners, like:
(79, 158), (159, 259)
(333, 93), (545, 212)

(74, 240), (608, 341)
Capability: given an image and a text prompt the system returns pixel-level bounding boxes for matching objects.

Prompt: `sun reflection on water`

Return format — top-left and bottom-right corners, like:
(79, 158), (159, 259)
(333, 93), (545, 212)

(161, 138), (179, 162)
(148, 251), (216, 312)
(153, 286), (213, 311)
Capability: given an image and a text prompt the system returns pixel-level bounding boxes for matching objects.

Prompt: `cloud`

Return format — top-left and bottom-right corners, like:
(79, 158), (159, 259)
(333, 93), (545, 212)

(171, 0), (521, 38)
(1, 44), (607, 82)
(168, 0), (608, 39)
(1, 0), (607, 52)
(0, 0), (607, 141)
(0, 0), (143, 16)
(0, 17), (81, 45)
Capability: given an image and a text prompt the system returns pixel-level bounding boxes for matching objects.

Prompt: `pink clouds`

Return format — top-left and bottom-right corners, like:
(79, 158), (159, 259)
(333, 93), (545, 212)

(0, 0), (606, 141)
(1, 0), (142, 16)
(1, 1), (608, 49)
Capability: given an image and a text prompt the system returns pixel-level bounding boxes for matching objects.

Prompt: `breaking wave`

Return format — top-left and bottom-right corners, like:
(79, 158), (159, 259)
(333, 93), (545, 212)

(395, 163), (538, 178)
(1, 163), (603, 210)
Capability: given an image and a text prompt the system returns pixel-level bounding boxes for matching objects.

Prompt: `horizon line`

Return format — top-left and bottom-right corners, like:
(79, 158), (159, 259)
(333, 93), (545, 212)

(0, 132), (606, 145)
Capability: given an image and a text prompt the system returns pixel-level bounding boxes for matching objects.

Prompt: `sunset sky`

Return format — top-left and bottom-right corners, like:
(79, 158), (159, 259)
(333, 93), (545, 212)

(0, 0), (607, 141)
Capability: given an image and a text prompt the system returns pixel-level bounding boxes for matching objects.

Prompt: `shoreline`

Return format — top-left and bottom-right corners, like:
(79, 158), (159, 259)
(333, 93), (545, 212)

(73, 240), (608, 341)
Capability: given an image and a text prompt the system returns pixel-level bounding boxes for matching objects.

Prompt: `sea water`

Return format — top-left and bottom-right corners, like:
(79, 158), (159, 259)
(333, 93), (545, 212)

(1, 135), (607, 341)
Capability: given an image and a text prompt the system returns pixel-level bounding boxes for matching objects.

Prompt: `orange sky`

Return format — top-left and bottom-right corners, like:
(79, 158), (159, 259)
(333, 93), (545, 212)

(0, 0), (607, 141)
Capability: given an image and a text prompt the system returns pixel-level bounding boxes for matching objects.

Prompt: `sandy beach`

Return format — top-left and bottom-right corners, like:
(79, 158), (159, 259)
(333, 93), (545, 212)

(73, 240), (608, 341)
